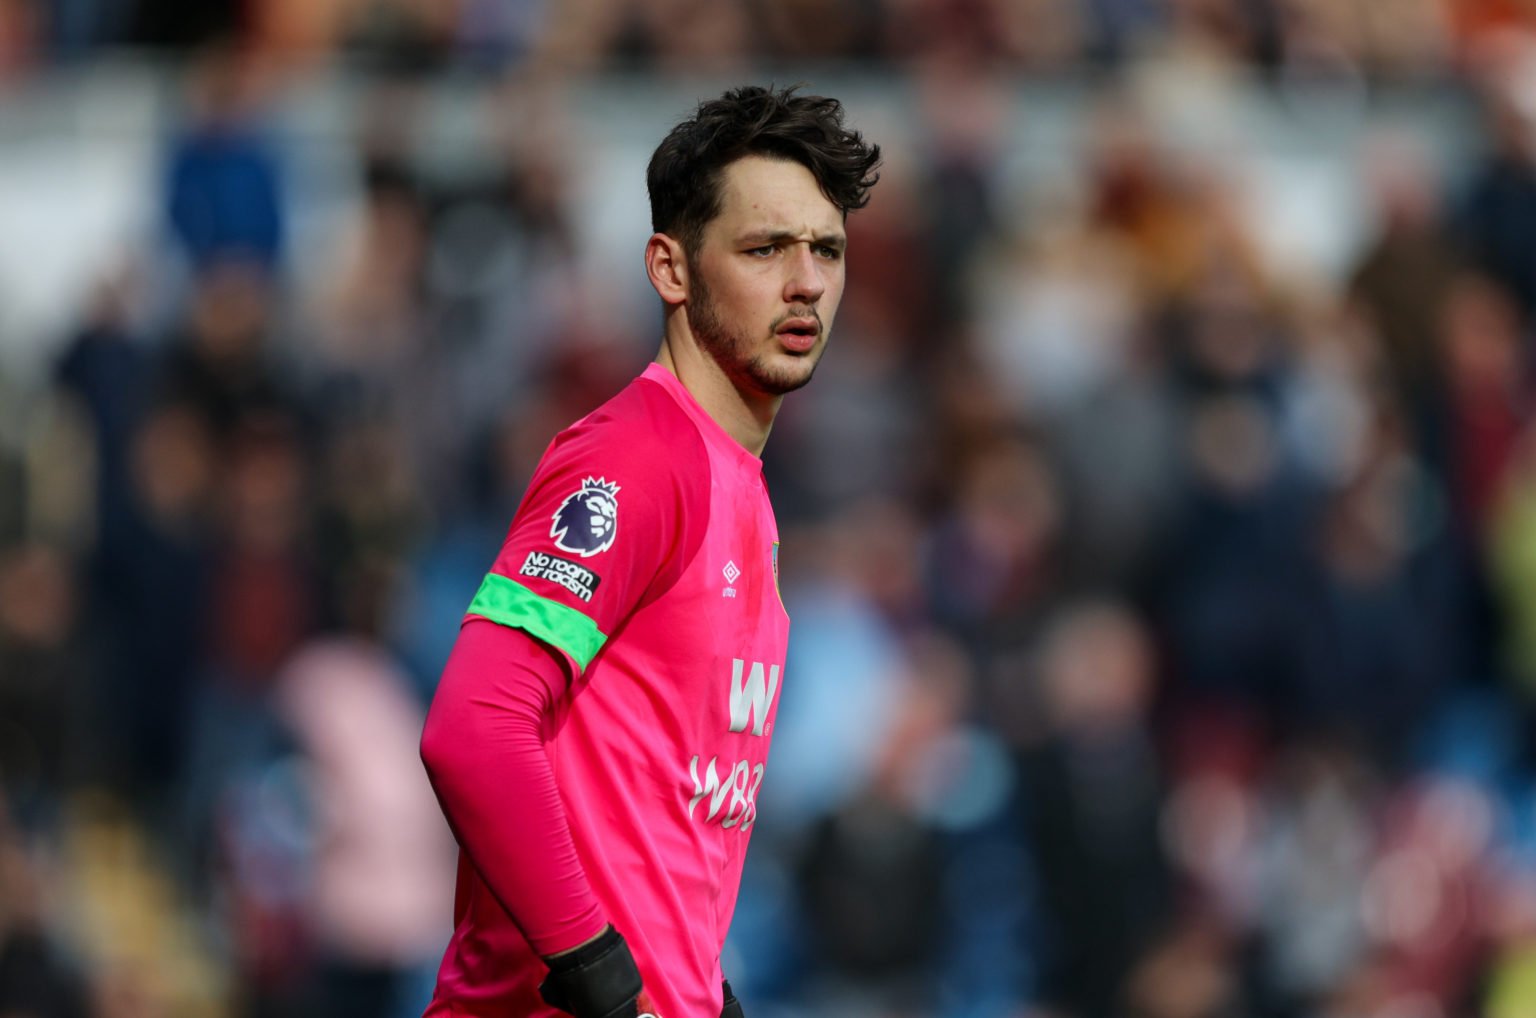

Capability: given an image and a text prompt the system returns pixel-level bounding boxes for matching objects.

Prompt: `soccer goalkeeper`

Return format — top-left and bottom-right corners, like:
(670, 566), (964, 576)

(420, 84), (880, 1018)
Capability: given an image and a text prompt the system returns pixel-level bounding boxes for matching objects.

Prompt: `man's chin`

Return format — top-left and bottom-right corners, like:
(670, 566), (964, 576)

(747, 355), (818, 396)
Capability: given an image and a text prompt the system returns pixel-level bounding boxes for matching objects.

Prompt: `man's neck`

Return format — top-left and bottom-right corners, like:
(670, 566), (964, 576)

(655, 327), (780, 458)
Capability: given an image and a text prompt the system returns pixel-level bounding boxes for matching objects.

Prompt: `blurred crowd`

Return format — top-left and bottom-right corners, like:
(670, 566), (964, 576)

(8, 0), (1536, 79)
(6, 2), (1536, 1018)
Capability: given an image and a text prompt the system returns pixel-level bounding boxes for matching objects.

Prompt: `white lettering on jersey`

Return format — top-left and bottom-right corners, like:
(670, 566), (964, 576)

(728, 658), (780, 737)
(688, 755), (765, 830)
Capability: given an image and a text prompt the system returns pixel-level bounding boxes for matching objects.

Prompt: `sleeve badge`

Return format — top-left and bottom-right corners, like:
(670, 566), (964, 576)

(550, 477), (621, 557)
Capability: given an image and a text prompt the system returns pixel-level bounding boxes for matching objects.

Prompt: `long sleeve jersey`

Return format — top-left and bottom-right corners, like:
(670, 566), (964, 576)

(422, 363), (790, 1017)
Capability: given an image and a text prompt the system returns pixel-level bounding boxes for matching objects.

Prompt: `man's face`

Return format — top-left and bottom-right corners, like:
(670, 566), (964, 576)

(686, 155), (847, 398)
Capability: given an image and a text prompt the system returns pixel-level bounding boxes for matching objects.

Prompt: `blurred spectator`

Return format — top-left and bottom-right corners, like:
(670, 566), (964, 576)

(1347, 134), (1462, 421)
(1160, 386), (1312, 718)
(925, 432), (1064, 645)
(1354, 777), (1498, 1008)
(178, 412), (317, 906)
(159, 260), (294, 443)
(0, 544), (82, 829)
(206, 414), (317, 683)
(91, 400), (215, 807)
(976, 207), (1139, 421)
(1292, 408), (1465, 760)
(913, 68), (1007, 328)
(313, 146), (430, 396)
(1044, 315), (1183, 590)
(1018, 602), (1170, 1018)
(0, 796), (91, 1018)
(271, 637), (455, 1018)
(796, 634), (978, 1014)
(55, 273), (154, 548)
(1249, 739), (1377, 1011)
(1435, 272), (1531, 539)
(755, 505), (914, 831)
(164, 48), (286, 275)
(798, 783), (945, 1014)
(1457, 40), (1536, 321)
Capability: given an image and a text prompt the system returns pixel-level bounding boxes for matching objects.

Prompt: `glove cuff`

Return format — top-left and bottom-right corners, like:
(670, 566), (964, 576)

(540, 926), (644, 1018)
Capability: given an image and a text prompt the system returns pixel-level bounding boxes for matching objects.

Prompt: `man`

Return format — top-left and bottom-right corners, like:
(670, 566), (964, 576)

(420, 85), (881, 1018)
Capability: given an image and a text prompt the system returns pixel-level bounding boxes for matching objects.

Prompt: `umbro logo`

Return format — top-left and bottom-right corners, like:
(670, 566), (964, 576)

(722, 560), (739, 598)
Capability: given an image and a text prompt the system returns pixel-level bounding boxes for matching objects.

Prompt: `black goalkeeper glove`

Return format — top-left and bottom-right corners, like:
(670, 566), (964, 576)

(720, 979), (744, 1018)
(540, 926), (658, 1018)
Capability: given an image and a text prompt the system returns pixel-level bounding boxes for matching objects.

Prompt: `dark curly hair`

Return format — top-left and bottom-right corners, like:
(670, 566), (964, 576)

(647, 85), (882, 258)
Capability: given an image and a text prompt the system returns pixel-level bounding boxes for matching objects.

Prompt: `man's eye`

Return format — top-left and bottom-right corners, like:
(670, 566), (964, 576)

(815, 245), (842, 260)
(747, 246), (775, 257)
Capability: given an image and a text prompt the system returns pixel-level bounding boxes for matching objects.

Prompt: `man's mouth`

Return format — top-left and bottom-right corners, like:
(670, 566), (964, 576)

(775, 318), (820, 351)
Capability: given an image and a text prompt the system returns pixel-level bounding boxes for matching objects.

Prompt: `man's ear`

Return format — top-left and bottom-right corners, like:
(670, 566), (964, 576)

(645, 233), (689, 306)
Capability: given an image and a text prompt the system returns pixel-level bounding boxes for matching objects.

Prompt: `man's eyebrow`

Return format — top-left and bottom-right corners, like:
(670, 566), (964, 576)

(739, 229), (847, 249)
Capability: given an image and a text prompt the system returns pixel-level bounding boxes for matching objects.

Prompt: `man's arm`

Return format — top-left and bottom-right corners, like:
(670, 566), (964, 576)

(419, 616), (608, 955)
(422, 618), (664, 1016)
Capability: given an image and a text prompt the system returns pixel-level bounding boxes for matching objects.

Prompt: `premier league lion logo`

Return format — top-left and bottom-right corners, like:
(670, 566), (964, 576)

(550, 477), (621, 557)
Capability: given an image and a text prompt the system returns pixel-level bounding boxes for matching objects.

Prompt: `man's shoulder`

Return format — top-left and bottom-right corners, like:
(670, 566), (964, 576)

(544, 373), (710, 489)
(576, 372), (691, 434)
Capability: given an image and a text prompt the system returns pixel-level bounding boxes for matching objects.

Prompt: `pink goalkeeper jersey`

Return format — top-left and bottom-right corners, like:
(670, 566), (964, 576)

(429, 363), (789, 1018)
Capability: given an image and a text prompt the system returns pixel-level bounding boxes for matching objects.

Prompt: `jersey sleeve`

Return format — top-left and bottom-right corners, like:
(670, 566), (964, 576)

(466, 401), (707, 674)
(420, 617), (607, 955)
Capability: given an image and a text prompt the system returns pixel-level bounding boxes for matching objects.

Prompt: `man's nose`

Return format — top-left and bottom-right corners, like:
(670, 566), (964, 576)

(784, 245), (827, 304)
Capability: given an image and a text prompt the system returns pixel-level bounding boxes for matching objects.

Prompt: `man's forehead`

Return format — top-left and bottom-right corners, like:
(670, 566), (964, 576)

(714, 156), (842, 232)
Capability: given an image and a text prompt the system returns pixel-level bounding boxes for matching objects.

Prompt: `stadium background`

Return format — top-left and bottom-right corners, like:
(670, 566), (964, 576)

(4, 1), (1536, 1016)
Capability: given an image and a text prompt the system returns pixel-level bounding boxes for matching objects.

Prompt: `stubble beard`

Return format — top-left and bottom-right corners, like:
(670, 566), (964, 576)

(689, 272), (821, 398)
